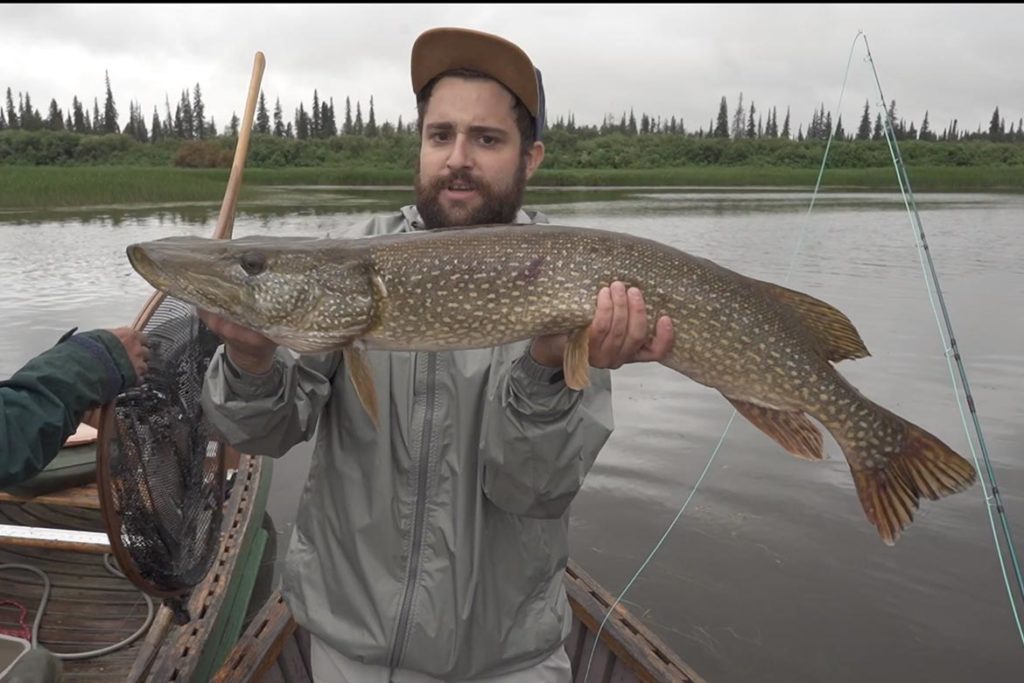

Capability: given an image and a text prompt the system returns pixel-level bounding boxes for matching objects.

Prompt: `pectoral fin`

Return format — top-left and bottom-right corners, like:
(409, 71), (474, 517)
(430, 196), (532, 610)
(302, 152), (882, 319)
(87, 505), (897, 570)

(563, 326), (591, 390)
(726, 397), (825, 461)
(343, 344), (379, 429)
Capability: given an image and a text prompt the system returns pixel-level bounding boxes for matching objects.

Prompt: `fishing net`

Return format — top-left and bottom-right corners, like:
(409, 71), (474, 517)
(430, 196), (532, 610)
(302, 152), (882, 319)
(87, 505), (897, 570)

(97, 295), (225, 623)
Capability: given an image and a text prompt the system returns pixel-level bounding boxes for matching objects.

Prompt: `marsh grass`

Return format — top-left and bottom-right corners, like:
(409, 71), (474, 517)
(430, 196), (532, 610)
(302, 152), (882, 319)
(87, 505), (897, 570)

(2, 164), (1021, 210)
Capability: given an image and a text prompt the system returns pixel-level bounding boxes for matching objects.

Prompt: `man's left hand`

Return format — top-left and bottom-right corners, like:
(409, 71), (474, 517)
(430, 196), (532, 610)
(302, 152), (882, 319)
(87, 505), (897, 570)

(529, 281), (674, 369)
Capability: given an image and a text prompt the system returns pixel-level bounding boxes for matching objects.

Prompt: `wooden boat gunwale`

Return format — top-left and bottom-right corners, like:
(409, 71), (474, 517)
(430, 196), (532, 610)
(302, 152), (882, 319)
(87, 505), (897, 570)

(213, 558), (706, 683)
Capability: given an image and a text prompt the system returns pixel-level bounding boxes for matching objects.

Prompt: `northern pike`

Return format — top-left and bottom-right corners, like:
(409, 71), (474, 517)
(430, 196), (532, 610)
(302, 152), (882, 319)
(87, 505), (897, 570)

(126, 224), (977, 545)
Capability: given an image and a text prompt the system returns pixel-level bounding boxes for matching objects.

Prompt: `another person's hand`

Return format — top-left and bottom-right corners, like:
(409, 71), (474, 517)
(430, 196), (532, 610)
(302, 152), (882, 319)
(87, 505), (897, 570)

(198, 310), (278, 375)
(109, 326), (150, 383)
(530, 281), (674, 370)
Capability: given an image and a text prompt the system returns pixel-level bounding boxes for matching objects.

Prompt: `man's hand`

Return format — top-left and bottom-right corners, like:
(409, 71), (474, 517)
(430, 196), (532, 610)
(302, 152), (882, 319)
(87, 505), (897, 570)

(529, 281), (674, 370)
(198, 310), (278, 375)
(109, 326), (150, 383)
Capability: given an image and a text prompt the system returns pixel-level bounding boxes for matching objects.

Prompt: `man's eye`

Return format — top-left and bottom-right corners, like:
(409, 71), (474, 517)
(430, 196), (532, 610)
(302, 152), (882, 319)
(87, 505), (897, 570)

(479, 135), (497, 146)
(431, 131), (450, 142)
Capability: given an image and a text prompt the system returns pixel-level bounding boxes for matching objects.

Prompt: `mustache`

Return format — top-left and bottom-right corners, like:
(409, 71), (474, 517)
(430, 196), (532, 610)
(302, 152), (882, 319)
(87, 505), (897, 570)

(432, 170), (482, 190)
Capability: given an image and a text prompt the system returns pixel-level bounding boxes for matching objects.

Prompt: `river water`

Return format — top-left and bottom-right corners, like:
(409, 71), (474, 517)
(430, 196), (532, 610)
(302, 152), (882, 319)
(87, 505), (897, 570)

(1, 186), (1021, 682)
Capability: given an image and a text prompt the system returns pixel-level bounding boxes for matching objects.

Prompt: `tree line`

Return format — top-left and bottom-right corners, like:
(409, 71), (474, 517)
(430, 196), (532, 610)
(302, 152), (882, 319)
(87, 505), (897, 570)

(3, 74), (1023, 145)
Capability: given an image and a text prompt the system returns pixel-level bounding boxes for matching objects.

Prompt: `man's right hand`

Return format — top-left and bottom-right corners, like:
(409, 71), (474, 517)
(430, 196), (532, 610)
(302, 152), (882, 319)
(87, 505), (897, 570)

(108, 326), (150, 382)
(198, 310), (278, 375)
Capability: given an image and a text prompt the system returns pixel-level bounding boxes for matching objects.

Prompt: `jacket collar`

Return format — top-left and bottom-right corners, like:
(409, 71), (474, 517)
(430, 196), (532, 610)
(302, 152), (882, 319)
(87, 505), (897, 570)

(400, 205), (540, 233)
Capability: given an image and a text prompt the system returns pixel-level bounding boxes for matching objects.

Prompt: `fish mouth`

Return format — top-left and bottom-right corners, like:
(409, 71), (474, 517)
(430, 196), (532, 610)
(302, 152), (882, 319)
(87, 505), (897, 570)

(126, 242), (233, 315)
(127, 243), (175, 292)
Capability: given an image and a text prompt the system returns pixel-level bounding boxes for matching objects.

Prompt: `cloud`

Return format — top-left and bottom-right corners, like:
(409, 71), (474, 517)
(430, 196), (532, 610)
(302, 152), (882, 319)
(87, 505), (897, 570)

(1, 4), (1020, 137)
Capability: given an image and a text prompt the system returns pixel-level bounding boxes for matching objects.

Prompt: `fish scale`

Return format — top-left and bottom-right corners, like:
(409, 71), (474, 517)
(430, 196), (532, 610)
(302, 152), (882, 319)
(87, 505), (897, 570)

(126, 222), (977, 545)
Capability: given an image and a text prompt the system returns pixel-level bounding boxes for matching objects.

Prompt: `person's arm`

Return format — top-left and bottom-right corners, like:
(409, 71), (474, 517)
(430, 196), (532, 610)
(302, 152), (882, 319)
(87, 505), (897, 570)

(199, 313), (341, 457)
(0, 328), (145, 488)
(199, 213), (406, 456)
(481, 282), (674, 518)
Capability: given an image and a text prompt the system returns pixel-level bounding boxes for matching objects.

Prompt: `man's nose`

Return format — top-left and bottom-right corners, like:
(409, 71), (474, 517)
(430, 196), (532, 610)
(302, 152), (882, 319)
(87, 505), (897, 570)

(445, 133), (472, 170)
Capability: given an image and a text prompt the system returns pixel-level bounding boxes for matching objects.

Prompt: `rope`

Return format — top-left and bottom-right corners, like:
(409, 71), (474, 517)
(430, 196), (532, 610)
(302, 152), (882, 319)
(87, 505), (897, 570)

(582, 31), (868, 682)
(0, 556), (156, 661)
(583, 27), (1024, 676)
(861, 32), (1024, 645)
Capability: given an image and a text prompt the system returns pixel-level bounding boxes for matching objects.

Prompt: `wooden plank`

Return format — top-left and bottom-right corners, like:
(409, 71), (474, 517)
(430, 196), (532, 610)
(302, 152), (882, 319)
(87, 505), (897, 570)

(206, 525), (269, 674)
(0, 484), (100, 509)
(571, 629), (618, 683)
(212, 591), (298, 683)
(276, 628), (313, 682)
(0, 524), (109, 553)
(148, 453), (272, 683)
(564, 560), (705, 683)
(191, 455), (274, 682)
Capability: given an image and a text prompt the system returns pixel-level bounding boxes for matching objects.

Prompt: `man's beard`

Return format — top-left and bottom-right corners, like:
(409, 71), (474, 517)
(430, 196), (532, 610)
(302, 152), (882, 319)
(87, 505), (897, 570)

(414, 157), (527, 229)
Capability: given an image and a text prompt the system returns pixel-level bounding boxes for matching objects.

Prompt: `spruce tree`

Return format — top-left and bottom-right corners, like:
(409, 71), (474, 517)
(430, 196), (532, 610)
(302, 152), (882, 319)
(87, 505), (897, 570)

(312, 90), (321, 137)
(151, 107), (162, 142)
(256, 91), (270, 134)
(103, 70), (119, 134)
(193, 83), (205, 139)
(856, 100), (871, 140)
(366, 96), (377, 137)
(714, 96), (729, 138)
(5, 88), (18, 129)
(47, 99), (63, 131)
(273, 98), (285, 136)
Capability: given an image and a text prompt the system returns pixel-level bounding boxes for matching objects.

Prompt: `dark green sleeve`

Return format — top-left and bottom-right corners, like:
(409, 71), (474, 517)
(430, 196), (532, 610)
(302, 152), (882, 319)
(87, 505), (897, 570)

(0, 329), (137, 488)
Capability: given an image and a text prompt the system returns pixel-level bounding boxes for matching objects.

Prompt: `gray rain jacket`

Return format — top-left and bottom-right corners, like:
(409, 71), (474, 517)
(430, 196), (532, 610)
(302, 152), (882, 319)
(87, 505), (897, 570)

(201, 206), (614, 679)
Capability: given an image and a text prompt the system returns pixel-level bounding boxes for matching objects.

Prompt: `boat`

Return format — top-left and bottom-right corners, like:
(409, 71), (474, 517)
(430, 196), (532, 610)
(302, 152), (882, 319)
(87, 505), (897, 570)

(0, 438), (273, 682)
(213, 558), (706, 683)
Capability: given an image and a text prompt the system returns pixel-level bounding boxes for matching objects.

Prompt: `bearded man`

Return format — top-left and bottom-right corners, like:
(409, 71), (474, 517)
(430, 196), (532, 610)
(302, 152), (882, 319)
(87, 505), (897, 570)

(200, 26), (673, 683)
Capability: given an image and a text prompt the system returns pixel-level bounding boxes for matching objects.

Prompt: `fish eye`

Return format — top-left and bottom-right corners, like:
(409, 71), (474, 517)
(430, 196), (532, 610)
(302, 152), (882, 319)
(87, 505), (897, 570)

(240, 251), (267, 276)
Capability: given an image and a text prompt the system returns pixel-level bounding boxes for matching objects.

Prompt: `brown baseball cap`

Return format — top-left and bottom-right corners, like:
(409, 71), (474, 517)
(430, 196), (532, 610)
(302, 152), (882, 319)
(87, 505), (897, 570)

(411, 27), (546, 137)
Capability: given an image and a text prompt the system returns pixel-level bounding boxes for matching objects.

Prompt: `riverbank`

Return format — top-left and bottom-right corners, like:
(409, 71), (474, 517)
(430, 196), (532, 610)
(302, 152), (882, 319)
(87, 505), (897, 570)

(3, 165), (1023, 210)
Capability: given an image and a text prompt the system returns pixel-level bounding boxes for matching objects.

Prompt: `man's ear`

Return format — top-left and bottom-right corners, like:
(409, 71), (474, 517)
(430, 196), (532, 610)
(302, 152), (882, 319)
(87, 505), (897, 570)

(524, 141), (545, 180)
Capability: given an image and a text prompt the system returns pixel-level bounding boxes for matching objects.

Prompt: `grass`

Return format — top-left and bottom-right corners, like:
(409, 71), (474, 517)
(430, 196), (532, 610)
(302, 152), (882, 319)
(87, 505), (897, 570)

(1, 164), (1022, 210)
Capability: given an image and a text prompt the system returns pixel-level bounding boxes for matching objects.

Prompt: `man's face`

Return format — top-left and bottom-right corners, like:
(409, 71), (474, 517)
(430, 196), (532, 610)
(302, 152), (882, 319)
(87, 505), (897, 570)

(415, 77), (544, 229)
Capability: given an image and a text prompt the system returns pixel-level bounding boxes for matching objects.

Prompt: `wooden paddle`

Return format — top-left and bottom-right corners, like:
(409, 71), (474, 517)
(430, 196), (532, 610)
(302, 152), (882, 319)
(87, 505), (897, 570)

(112, 50), (266, 683)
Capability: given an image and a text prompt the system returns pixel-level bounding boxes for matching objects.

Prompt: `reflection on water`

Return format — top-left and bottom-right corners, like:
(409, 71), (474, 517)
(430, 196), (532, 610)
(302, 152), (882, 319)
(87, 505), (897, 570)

(2, 188), (1023, 682)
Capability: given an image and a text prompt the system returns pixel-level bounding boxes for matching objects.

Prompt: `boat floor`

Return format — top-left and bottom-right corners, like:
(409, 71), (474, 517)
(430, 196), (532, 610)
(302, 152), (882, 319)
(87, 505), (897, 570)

(0, 493), (150, 680)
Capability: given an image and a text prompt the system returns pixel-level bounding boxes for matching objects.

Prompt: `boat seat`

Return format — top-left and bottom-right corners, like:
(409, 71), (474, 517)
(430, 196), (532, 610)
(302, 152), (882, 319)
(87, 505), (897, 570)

(0, 432), (107, 552)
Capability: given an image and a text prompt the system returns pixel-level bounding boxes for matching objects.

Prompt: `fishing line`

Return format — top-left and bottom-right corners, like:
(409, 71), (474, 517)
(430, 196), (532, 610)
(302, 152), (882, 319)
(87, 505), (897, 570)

(860, 32), (1024, 645)
(582, 30), (868, 683)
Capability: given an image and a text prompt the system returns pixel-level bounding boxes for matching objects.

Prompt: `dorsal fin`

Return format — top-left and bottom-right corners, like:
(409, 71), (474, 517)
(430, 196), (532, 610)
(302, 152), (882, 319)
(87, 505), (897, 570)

(758, 281), (870, 363)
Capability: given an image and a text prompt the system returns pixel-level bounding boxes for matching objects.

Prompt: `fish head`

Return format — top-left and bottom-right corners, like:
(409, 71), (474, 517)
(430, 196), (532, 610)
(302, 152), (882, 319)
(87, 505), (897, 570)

(127, 235), (380, 353)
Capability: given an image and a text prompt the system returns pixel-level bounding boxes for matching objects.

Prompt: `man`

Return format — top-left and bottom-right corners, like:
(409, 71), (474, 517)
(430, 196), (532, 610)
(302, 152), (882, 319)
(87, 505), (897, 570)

(200, 27), (674, 681)
(1, 326), (149, 488)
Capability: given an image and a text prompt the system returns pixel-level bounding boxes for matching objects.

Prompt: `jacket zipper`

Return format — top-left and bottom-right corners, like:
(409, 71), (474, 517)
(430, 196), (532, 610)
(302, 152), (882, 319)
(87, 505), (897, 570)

(389, 351), (438, 668)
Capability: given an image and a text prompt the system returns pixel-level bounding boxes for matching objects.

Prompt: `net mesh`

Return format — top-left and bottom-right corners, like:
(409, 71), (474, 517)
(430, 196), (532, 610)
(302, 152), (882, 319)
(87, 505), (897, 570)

(105, 296), (225, 595)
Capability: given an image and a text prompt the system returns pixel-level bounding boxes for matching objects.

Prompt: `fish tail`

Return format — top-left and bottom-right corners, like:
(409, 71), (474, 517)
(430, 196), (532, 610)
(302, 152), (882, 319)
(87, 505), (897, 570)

(842, 411), (977, 546)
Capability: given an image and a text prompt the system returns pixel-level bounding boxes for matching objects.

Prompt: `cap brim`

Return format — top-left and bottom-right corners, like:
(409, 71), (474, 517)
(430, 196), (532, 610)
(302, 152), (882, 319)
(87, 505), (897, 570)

(411, 27), (539, 118)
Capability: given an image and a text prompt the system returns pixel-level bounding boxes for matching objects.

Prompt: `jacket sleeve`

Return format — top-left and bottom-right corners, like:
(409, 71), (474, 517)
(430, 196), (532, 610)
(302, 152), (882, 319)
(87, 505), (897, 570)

(0, 329), (137, 488)
(480, 343), (614, 519)
(201, 347), (341, 457)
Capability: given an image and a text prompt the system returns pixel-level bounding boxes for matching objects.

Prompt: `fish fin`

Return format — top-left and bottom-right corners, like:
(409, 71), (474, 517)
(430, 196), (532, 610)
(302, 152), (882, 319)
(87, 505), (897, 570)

(846, 421), (977, 546)
(343, 344), (380, 430)
(758, 281), (870, 363)
(726, 398), (825, 461)
(563, 327), (591, 390)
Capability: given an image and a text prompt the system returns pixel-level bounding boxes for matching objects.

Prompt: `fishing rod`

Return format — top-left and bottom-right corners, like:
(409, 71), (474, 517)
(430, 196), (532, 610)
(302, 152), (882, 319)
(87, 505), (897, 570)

(584, 30), (1024, 679)
(860, 31), (1024, 643)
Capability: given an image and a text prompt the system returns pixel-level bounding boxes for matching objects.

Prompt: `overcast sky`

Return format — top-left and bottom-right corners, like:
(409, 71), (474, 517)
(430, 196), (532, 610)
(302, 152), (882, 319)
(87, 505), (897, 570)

(2, 3), (1022, 138)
